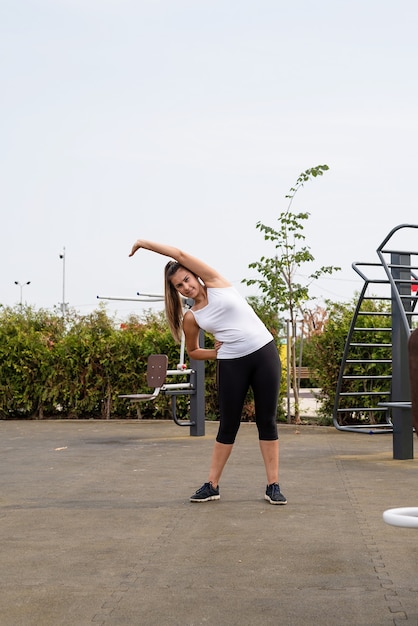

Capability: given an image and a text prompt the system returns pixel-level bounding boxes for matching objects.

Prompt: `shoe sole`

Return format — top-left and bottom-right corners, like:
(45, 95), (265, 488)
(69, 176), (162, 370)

(264, 494), (287, 505)
(190, 495), (220, 502)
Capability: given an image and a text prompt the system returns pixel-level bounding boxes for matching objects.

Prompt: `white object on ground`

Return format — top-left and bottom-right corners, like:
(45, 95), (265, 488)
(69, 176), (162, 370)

(383, 507), (418, 528)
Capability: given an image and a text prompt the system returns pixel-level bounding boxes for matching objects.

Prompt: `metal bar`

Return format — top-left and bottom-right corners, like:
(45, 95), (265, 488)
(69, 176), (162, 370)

(343, 375), (392, 380)
(353, 327), (391, 331)
(334, 424), (393, 433)
(350, 343), (392, 347)
(162, 383), (194, 390)
(97, 295), (164, 302)
(361, 296), (392, 300)
(170, 395), (196, 427)
(337, 407), (388, 412)
(376, 224), (418, 251)
(357, 311), (391, 315)
(381, 254), (418, 260)
(379, 402), (412, 408)
(339, 391), (390, 396)
(346, 359), (392, 363)
(189, 331), (205, 436)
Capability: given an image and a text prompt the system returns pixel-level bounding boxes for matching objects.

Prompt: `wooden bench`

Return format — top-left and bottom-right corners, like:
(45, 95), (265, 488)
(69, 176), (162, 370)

(295, 367), (314, 379)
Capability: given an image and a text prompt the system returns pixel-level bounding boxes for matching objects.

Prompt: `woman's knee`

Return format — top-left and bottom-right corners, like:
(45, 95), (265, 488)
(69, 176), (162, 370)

(216, 422), (240, 445)
(256, 418), (278, 440)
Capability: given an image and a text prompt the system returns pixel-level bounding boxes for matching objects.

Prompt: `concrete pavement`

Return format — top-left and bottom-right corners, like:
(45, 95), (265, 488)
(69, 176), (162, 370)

(1, 419), (417, 626)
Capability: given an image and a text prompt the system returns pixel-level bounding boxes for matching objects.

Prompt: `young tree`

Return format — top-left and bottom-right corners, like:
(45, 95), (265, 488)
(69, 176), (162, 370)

(243, 165), (340, 423)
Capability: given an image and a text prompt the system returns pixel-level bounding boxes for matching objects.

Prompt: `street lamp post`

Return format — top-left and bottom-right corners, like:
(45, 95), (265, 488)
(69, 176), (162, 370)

(14, 281), (31, 306)
(59, 247), (68, 316)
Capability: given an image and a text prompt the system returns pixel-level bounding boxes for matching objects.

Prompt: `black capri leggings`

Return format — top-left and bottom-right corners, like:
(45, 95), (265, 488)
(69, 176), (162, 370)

(216, 340), (281, 445)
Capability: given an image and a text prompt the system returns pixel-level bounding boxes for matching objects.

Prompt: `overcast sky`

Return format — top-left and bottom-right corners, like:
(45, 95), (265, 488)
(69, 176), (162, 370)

(2, 0), (418, 320)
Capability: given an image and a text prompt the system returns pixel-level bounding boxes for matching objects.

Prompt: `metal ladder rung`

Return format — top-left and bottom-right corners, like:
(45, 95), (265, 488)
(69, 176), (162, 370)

(346, 359), (392, 364)
(343, 375), (391, 380)
(337, 407), (388, 412)
(398, 295), (418, 301)
(350, 343), (392, 348)
(357, 311), (391, 315)
(381, 251), (418, 259)
(337, 424), (393, 431)
(361, 295), (391, 299)
(353, 327), (391, 332)
(389, 262), (418, 268)
(339, 391), (390, 397)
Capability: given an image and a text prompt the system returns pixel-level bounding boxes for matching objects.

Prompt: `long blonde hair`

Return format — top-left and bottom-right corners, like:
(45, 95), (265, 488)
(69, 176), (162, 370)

(164, 261), (187, 343)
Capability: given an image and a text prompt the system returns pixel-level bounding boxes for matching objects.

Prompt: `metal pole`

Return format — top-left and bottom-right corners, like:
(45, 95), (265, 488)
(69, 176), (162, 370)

(189, 330), (205, 436)
(62, 247), (66, 314)
(286, 319), (291, 423)
(97, 296), (164, 302)
(391, 252), (413, 459)
(59, 248), (66, 316)
(179, 332), (186, 368)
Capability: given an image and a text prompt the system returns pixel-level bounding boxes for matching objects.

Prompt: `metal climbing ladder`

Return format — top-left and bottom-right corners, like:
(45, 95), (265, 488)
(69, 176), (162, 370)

(333, 225), (418, 452)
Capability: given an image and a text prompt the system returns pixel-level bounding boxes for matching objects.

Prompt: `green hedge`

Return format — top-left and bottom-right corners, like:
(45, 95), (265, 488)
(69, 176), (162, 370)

(0, 306), (190, 419)
(0, 304), (285, 421)
(0, 305), (216, 420)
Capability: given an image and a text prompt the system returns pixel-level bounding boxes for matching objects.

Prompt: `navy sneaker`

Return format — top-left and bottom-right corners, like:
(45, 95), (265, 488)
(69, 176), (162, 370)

(190, 482), (220, 502)
(265, 483), (287, 505)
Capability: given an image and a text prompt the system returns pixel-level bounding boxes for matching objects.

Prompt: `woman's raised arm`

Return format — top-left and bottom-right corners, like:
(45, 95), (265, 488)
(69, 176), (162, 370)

(129, 239), (230, 288)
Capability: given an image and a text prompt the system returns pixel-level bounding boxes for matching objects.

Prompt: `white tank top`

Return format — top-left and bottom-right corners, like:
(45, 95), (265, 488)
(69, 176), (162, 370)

(188, 287), (273, 359)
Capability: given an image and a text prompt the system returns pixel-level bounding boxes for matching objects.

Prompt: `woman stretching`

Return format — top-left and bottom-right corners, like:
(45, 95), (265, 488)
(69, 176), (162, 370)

(129, 240), (287, 505)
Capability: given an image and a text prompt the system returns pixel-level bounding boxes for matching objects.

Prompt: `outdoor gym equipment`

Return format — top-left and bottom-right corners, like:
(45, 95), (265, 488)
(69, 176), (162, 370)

(333, 224), (418, 459)
(119, 348), (205, 437)
(98, 291), (206, 436)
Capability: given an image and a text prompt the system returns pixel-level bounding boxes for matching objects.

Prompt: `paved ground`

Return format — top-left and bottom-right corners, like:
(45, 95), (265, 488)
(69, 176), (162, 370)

(1, 419), (417, 626)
